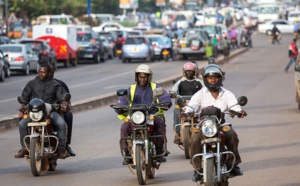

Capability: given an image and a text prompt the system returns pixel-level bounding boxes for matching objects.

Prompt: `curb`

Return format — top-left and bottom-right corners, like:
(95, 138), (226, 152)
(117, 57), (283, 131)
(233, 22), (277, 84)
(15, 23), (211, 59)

(0, 47), (248, 131)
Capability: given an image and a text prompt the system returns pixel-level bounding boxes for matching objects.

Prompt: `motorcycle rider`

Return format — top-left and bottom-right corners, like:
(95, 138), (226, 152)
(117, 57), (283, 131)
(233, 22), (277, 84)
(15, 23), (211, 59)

(171, 62), (203, 144)
(271, 24), (281, 44)
(49, 65), (76, 156)
(15, 64), (68, 159)
(230, 26), (238, 48)
(114, 64), (172, 165)
(180, 64), (247, 182)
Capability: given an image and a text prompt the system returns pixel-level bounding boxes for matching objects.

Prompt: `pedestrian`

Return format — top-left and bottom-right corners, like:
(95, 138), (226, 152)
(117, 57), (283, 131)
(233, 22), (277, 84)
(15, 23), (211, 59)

(21, 25), (28, 39)
(285, 38), (298, 73)
(223, 36), (230, 63)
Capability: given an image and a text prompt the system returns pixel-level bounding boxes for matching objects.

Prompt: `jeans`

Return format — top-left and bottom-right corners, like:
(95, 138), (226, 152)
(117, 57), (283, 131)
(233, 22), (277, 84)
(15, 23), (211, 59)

(19, 111), (67, 148)
(64, 111), (73, 145)
(285, 57), (296, 71)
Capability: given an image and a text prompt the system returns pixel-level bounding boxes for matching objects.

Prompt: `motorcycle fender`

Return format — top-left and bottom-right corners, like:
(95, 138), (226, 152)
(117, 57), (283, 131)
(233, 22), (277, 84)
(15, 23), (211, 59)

(183, 122), (191, 127)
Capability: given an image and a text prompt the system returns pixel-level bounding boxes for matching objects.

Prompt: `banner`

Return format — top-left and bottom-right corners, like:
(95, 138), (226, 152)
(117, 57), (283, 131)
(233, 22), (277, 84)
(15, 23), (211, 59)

(156, 0), (166, 6)
(119, 0), (138, 9)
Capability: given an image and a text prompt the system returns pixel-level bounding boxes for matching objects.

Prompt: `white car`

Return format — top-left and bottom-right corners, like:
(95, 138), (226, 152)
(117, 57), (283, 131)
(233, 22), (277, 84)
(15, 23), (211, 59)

(258, 19), (294, 34)
(92, 22), (130, 32)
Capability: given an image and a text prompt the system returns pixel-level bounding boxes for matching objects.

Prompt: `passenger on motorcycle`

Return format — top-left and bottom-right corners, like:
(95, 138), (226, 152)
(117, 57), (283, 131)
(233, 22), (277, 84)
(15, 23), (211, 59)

(114, 64), (172, 165)
(230, 26), (238, 47)
(181, 64), (247, 182)
(15, 64), (69, 159)
(49, 65), (76, 157)
(171, 62), (203, 145)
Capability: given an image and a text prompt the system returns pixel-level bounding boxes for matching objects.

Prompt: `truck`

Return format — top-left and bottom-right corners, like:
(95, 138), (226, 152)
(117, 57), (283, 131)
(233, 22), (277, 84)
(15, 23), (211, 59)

(32, 25), (78, 67)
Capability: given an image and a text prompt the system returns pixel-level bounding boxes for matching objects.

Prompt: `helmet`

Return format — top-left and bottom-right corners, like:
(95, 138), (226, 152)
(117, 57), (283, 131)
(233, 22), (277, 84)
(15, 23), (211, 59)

(135, 64), (153, 83)
(203, 64), (223, 91)
(29, 98), (45, 112)
(208, 57), (216, 64)
(182, 62), (197, 77)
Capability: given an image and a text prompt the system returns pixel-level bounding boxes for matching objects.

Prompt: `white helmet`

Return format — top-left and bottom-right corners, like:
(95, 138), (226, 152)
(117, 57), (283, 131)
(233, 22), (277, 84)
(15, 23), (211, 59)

(135, 64), (153, 83)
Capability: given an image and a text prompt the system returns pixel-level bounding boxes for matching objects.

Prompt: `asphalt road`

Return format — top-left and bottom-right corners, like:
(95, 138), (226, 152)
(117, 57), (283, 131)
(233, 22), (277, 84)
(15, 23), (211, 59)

(1, 33), (300, 186)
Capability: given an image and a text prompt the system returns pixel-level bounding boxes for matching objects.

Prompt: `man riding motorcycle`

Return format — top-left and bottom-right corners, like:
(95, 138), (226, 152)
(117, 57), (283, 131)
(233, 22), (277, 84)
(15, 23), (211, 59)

(271, 24), (281, 44)
(15, 64), (68, 159)
(171, 62), (203, 144)
(180, 64), (247, 182)
(114, 64), (172, 165)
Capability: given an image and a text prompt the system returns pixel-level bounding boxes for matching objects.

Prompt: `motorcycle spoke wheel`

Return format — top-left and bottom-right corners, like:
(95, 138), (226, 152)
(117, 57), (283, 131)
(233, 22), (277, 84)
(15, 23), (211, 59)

(184, 126), (191, 159)
(136, 145), (147, 185)
(30, 137), (42, 176)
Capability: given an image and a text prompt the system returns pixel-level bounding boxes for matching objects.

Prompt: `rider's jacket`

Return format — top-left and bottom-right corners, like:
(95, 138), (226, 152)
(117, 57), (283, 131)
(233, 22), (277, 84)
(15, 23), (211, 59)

(22, 76), (67, 104)
(171, 77), (203, 96)
(115, 82), (172, 121)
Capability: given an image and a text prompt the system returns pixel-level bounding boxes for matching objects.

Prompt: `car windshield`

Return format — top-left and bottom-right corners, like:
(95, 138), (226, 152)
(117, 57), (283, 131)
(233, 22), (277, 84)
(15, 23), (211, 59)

(148, 37), (161, 42)
(200, 26), (216, 34)
(21, 42), (43, 50)
(0, 46), (22, 53)
(77, 33), (92, 41)
(259, 7), (278, 14)
(125, 37), (145, 45)
(99, 33), (114, 42)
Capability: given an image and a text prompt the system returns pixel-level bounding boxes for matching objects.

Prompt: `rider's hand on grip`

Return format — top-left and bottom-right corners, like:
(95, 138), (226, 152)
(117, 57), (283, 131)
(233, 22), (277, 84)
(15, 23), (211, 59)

(238, 110), (247, 118)
(61, 101), (69, 113)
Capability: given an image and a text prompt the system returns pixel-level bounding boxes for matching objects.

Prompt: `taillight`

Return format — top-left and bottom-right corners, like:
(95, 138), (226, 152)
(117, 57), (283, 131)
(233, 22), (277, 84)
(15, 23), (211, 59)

(153, 44), (157, 48)
(43, 50), (47, 55)
(91, 39), (95, 43)
(14, 56), (24, 61)
(110, 42), (115, 47)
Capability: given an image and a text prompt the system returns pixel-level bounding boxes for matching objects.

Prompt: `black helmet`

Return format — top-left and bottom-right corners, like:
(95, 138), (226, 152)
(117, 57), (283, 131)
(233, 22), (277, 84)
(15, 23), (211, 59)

(29, 98), (45, 112)
(208, 57), (216, 64)
(203, 64), (223, 91)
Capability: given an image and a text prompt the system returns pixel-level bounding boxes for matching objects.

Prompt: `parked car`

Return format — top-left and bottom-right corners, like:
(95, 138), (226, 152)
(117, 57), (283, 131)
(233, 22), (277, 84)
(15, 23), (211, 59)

(99, 35), (114, 59)
(258, 19), (294, 34)
(178, 28), (209, 59)
(97, 31), (118, 56)
(77, 31), (107, 63)
(122, 36), (155, 63)
(19, 39), (57, 70)
(0, 44), (39, 75)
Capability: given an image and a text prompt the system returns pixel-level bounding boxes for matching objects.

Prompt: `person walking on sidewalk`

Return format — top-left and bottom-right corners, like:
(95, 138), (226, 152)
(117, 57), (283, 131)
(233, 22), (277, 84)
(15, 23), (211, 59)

(285, 38), (298, 73)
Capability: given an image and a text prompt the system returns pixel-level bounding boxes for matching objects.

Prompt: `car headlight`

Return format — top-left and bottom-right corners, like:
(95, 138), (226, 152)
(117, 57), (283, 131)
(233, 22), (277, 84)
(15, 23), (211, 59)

(29, 111), (43, 121)
(131, 111), (145, 125)
(201, 119), (217, 137)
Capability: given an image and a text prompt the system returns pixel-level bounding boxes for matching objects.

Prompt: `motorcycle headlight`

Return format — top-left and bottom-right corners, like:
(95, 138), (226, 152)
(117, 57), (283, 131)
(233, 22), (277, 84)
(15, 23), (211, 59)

(131, 111), (145, 125)
(201, 119), (217, 137)
(29, 111), (43, 121)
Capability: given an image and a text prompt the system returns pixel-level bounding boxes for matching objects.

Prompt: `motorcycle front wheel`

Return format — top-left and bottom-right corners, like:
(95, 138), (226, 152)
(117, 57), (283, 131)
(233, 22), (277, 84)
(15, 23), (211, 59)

(30, 137), (42, 176)
(136, 144), (147, 185)
(184, 126), (191, 159)
(205, 158), (216, 186)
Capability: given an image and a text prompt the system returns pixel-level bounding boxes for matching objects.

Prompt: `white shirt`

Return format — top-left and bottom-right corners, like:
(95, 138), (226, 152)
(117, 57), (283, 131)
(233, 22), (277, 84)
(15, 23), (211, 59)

(185, 86), (242, 124)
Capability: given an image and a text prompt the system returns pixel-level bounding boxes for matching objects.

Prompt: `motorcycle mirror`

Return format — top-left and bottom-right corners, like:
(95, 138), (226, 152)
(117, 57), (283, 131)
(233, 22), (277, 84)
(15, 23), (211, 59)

(63, 93), (71, 102)
(295, 64), (300, 72)
(17, 96), (25, 104)
(169, 91), (177, 98)
(176, 97), (186, 107)
(153, 87), (164, 97)
(117, 89), (128, 96)
(238, 96), (248, 106)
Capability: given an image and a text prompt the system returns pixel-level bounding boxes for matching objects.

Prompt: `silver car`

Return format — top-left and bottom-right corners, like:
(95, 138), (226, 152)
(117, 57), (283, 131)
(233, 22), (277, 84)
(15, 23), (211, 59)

(0, 44), (39, 75)
(146, 34), (164, 58)
(122, 36), (155, 63)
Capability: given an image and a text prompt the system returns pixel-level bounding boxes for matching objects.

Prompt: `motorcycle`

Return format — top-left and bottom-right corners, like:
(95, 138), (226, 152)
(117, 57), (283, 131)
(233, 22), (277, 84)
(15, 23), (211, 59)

(17, 93), (71, 176)
(170, 91), (197, 159)
(115, 40), (123, 60)
(177, 96), (248, 185)
(161, 38), (172, 62)
(240, 35), (252, 48)
(111, 87), (171, 185)
(230, 38), (238, 49)
(267, 30), (281, 44)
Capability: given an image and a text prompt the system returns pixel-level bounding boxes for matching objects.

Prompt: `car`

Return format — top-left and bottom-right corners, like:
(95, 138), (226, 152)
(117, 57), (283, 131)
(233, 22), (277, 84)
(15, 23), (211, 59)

(216, 23), (228, 38)
(76, 31), (107, 63)
(97, 31), (118, 56)
(0, 36), (12, 44)
(127, 30), (143, 36)
(288, 11), (300, 23)
(145, 34), (164, 58)
(177, 28), (209, 60)
(258, 19), (294, 34)
(197, 25), (225, 51)
(0, 44), (39, 75)
(99, 35), (114, 59)
(0, 49), (10, 81)
(19, 39), (57, 70)
(122, 36), (155, 63)
(92, 22), (126, 32)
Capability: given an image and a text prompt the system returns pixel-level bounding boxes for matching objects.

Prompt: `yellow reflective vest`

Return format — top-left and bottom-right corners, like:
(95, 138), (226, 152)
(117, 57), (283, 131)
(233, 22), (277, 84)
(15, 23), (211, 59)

(117, 82), (164, 121)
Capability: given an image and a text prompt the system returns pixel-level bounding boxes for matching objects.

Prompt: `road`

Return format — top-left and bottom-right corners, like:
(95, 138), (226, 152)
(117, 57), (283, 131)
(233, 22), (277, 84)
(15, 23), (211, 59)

(1, 33), (300, 186)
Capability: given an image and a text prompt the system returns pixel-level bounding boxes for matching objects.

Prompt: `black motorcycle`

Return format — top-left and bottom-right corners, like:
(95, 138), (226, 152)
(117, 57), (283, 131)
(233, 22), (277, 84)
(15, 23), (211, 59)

(111, 87), (171, 185)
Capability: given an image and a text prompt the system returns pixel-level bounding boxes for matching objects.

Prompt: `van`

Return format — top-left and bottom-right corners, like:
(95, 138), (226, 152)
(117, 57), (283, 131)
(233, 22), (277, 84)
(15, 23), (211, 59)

(257, 4), (280, 23)
(36, 14), (76, 25)
(288, 11), (300, 23)
(161, 11), (190, 29)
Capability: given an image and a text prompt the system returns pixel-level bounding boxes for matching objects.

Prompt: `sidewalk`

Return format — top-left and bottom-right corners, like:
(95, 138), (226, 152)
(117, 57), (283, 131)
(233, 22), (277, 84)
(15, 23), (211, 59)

(0, 47), (248, 131)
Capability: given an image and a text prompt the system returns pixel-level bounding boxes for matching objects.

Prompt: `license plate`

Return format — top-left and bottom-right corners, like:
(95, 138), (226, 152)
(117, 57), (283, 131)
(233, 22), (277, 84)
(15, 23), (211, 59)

(116, 50), (122, 54)
(132, 47), (138, 52)
(28, 122), (47, 127)
(84, 54), (93, 58)
(232, 38), (236, 42)
(78, 46), (83, 51)
(162, 50), (169, 55)
(191, 40), (199, 46)
(181, 43), (186, 48)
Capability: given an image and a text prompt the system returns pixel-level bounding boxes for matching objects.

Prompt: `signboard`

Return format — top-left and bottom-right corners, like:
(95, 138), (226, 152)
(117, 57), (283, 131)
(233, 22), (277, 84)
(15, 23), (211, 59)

(156, 0), (166, 6)
(8, 12), (18, 23)
(119, 0), (138, 9)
